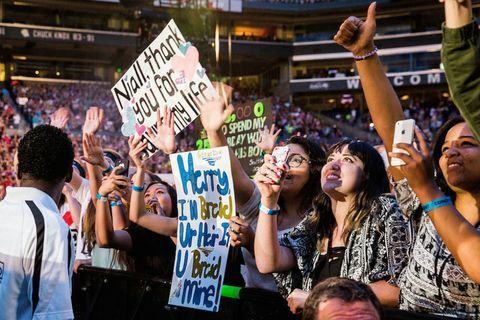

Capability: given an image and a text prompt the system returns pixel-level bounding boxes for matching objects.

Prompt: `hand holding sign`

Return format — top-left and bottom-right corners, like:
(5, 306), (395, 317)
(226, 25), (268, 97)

(146, 106), (177, 154)
(229, 216), (255, 252)
(198, 83), (234, 133)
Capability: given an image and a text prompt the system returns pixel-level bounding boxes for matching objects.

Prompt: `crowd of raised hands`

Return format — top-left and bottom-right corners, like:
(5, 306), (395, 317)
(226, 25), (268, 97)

(1, 1), (480, 319)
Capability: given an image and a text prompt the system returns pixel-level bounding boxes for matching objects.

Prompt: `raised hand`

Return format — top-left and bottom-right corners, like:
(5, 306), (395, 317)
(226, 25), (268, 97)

(146, 106), (176, 154)
(198, 83), (235, 132)
(254, 124), (281, 154)
(50, 107), (70, 129)
(83, 106), (104, 135)
(81, 133), (108, 170)
(254, 154), (287, 205)
(128, 135), (148, 169)
(98, 167), (130, 197)
(334, 2), (377, 56)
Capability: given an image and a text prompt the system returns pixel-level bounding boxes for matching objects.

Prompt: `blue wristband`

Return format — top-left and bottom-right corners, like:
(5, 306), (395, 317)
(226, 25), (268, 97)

(110, 200), (123, 207)
(132, 184), (145, 192)
(96, 193), (108, 202)
(259, 203), (280, 216)
(422, 196), (453, 214)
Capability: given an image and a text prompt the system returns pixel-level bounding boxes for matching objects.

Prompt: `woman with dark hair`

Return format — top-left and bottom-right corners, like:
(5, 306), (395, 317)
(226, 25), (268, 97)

(333, 4), (480, 317)
(197, 89), (326, 293)
(254, 139), (412, 312)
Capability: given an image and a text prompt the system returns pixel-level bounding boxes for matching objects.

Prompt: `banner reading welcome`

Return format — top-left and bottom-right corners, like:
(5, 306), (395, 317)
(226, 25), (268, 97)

(168, 147), (235, 312)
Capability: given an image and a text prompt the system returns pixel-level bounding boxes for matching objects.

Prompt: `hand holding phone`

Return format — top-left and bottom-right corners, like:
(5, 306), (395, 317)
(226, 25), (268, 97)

(272, 146), (290, 169)
(115, 159), (130, 178)
(391, 119), (416, 167)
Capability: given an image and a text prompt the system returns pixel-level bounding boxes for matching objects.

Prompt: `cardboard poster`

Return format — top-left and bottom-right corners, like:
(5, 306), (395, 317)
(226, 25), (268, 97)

(196, 99), (272, 177)
(112, 19), (216, 158)
(168, 147), (234, 312)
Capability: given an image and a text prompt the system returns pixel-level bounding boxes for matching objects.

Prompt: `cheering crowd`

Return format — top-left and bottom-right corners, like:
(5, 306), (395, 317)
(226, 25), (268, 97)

(1, 0), (480, 319)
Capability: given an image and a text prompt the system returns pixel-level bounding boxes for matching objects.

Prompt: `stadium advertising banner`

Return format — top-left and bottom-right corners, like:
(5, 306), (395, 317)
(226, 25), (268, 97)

(168, 147), (234, 312)
(112, 19), (217, 159)
(196, 99), (272, 177)
(0, 23), (136, 47)
(290, 70), (447, 93)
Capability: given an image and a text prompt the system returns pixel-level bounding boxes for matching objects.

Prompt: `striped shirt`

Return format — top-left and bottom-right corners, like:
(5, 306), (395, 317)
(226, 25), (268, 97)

(0, 187), (74, 320)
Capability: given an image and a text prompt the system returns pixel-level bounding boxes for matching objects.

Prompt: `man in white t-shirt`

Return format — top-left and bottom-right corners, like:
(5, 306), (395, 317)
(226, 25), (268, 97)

(0, 125), (75, 320)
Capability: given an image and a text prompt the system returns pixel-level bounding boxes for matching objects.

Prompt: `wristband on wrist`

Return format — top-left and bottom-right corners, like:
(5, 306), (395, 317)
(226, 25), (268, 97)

(132, 184), (145, 192)
(102, 164), (113, 175)
(422, 196), (453, 214)
(259, 203), (280, 216)
(110, 200), (123, 207)
(96, 193), (108, 202)
(353, 46), (378, 61)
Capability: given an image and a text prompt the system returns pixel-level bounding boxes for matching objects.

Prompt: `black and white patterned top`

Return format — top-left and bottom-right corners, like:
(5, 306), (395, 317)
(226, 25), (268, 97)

(394, 179), (480, 319)
(275, 194), (413, 298)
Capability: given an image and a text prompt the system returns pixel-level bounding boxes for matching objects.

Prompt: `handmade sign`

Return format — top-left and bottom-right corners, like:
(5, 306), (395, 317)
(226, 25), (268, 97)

(168, 147), (234, 312)
(196, 99), (272, 177)
(112, 20), (217, 158)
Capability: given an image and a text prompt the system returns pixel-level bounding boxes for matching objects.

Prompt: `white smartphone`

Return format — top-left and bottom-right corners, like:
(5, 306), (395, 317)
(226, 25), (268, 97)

(272, 146), (290, 169)
(391, 119), (416, 167)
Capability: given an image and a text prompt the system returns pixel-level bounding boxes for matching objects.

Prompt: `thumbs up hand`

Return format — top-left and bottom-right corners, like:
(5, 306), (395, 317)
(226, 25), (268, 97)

(334, 2), (377, 57)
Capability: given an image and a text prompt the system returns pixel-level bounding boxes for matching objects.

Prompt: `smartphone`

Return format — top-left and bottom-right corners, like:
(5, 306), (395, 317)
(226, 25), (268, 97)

(272, 146), (290, 169)
(115, 159), (130, 178)
(391, 119), (416, 167)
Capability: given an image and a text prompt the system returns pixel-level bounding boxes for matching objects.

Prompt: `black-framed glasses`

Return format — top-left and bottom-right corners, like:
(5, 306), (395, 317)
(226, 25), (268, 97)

(287, 154), (310, 168)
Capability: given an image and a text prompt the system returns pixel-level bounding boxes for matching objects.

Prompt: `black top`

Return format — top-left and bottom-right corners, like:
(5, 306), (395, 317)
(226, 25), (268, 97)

(126, 225), (176, 278)
(312, 247), (346, 285)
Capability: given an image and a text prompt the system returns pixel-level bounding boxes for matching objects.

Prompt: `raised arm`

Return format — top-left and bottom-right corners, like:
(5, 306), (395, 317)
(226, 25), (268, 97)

(253, 155), (296, 273)
(441, 0), (480, 141)
(130, 109), (178, 237)
(198, 85), (255, 206)
(95, 167), (133, 251)
(390, 127), (480, 283)
(128, 138), (177, 237)
(334, 3), (405, 180)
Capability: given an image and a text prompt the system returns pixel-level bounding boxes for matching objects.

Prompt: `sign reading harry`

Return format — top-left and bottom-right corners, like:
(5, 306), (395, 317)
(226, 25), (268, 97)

(169, 147), (234, 312)
(111, 20), (216, 158)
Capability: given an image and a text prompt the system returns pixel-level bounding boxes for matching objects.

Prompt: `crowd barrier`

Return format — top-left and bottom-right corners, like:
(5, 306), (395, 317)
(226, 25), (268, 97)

(74, 266), (454, 320)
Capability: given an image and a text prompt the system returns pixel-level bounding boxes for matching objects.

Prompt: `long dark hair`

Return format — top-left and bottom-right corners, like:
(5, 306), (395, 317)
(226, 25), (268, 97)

(145, 179), (178, 218)
(312, 140), (390, 247)
(432, 116), (465, 202)
(278, 135), (326, 216)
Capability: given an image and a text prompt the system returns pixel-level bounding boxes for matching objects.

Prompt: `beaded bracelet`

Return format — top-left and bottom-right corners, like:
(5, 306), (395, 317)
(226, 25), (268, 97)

(353, 46), (379, 61)
(422, 196), (453, 214)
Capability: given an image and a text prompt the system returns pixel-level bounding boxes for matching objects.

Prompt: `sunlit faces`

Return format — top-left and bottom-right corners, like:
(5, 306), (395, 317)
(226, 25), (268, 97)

(144, 183), (173, 217)
(316, 298), (380, 320)
(321, 145), (365, 197)
(281, 143), (310, 196)
(439, 123), (480, 193)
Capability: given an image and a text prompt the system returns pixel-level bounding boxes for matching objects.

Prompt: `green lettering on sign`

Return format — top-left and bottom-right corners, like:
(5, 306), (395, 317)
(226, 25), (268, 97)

(254, 102), (264, 117)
